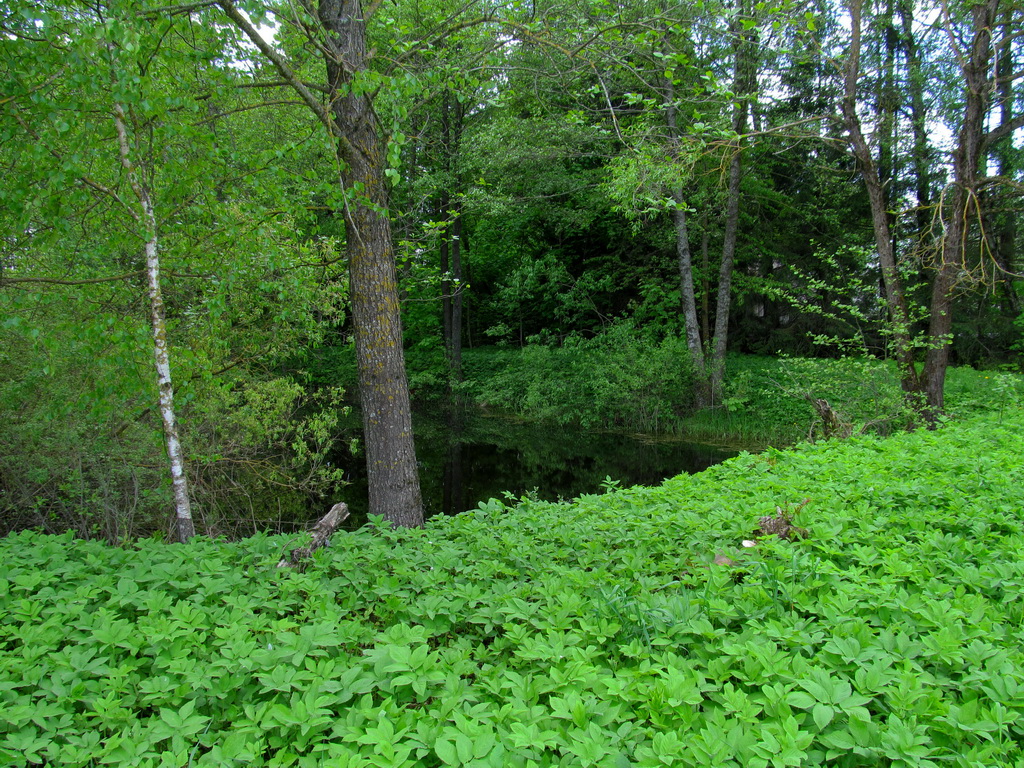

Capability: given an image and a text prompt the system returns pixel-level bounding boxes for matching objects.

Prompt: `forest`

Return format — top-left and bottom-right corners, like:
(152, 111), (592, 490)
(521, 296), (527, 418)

(4, 3), (1024, 766)
(1, 0), (1023, 542)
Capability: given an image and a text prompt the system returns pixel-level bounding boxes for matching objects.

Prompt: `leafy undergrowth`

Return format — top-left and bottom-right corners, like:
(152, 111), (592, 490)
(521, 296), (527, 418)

(3, 413), (1024, 767)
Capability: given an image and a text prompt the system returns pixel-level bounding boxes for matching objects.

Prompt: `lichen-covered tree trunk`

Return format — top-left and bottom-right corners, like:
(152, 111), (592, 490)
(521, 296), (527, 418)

(319, 0), (423, 527)
(111, 100), (196, 543)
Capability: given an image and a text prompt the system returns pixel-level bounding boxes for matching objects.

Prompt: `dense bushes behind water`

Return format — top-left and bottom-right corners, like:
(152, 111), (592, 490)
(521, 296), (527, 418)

(465, 324), (695, 432)
(460, 325), (1024, 444)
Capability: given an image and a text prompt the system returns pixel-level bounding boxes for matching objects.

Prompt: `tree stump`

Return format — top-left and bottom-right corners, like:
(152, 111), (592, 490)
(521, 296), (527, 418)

(277, 502), (349, 570)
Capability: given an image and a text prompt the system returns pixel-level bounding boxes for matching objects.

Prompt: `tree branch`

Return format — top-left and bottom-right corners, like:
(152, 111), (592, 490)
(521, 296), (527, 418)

(139, 1), (218, 18)
(231, 79), (331, 94)
(193, 99), (306, 124)
(0, 271), (144, 286)
(214, 0), (336, 137)
(983, 112), (1024, 150)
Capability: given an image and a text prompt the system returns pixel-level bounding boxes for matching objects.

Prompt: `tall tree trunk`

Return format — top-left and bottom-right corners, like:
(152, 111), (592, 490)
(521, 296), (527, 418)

(203, 1), (426, 527)
(450, 201), (464, 383)
(672, 197), (710, 406)
(842, 0), (921, 396)
(439, 190), (452, 354)
(992, 19), (1020, 315)
(111, 99), (196, 543)
(700, 217), (711, 347)
(921, 0), (999, 413)
(319, 0), (423, 526)
(439, 91), (465, 389)
(898, 0), (934, 244)
(877, 0), (897, 225)
(709, 137), (743, 405)
(663, 52), (709, 407)
(709, 7), (756, 405)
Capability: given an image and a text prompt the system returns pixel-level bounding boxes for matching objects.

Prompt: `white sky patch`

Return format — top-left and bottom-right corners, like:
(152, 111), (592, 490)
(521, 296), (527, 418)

(224, 9), (281, 72)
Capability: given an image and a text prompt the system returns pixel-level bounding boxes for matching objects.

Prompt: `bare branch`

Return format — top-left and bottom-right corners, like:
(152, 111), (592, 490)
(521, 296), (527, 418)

(0, 271), (144, 286)
(138, 1), (218, 18)
(983, 112), (1024, 150)
(214, 0), (336, 136)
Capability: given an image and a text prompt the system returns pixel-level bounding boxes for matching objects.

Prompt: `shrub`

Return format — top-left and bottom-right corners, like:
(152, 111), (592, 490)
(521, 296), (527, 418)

(468, 322), (694, 431)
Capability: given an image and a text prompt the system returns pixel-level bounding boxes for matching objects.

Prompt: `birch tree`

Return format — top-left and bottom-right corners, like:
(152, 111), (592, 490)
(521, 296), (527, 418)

(109, 69), (196, 542)
(1, 2), (204, 540)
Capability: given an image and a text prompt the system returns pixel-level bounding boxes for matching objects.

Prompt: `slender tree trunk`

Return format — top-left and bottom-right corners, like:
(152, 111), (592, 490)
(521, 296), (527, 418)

(921, 0), (999, 413)
(709, 139), (743, 405)
(877, 0), (897, 225)
(439, 91), (465, 389)
(898, 0), (934, 243)
(111, 100), (196, 543)
(842, 0), (921, 396)
(450, 202), (464, 383)
(701, 216), (710, 345)
(709, 8), (756, 405)
(672, 198), (709, 405)
(992, 21), (1019, 314)
(319, 0), (423, 526)
(663, 59), (709, 407)
(439, 190), (452, 353)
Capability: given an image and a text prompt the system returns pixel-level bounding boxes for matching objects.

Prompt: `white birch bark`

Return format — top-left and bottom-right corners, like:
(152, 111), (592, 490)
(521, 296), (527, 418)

(112, 99), (196, 542)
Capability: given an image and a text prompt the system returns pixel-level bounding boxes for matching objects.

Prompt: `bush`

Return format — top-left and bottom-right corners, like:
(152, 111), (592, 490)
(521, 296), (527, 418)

(0, 315), (348, 542)
(467, 323), (694, 431)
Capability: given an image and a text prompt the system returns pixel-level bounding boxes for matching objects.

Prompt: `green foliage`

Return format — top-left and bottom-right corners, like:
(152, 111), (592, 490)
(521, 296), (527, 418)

(464, 342), (1024, 446)
(774, 357), (917, 438)
(3, 413), (1024, 766)
(468, 323), (695, 431)
(0, 0), (351, 540)
(0, 284), (350, 541)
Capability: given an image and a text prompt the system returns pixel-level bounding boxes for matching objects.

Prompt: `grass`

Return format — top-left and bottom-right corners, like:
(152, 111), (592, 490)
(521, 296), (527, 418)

(2, 408), (1024, 766)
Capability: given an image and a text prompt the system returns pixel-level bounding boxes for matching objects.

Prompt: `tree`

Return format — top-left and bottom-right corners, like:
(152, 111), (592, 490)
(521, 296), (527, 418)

(840, 0), (922, 400)
(109, 62), (196, 543)
(1, 2), (204, 540)
(840, 0), (1023, 416)
(599, 0), (773, 407)
(216, 0), (424, 526)
(1, 1), (348, 540)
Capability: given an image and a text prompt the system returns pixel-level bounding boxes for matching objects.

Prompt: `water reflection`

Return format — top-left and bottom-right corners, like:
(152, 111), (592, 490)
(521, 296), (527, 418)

(334, 409), (738, 524)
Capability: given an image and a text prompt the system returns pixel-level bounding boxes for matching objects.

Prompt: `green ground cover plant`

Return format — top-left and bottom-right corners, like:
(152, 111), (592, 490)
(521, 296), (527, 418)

(2, 410), (1024, 767)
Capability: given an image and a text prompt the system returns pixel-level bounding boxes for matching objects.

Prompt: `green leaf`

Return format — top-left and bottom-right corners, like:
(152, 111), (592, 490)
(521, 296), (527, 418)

(435, 737), (458, 766)
(787, 691), (816, 709)
(812, 703), (835, 730)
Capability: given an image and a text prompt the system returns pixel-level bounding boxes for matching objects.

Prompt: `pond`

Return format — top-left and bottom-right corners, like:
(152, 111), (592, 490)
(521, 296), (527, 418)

(333, 408), (740, 524)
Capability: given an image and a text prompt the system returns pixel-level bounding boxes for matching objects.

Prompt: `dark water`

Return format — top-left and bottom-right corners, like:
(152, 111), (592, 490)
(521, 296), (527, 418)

(335, 409), (738, 523)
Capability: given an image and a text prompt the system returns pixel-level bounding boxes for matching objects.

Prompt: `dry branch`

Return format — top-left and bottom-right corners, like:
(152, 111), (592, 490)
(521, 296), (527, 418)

(277, 502), (350, 570)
